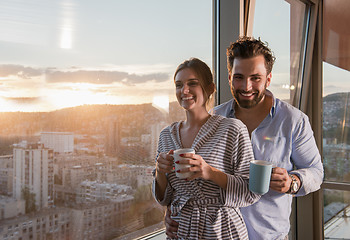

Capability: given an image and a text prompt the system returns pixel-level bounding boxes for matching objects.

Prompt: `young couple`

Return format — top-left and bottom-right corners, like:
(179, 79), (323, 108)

(152, 37), (323, 240)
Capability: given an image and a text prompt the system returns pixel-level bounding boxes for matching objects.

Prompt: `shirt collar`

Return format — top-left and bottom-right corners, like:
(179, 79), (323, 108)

(229, 89), (276, 118)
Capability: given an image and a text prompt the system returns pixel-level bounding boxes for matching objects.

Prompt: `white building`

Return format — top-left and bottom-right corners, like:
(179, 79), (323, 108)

(40, 132), (74, 153)
(0, 201), (133, 240)
(71, 198), (133, 240)
(13, 143), (54, 210)
(0, 195), (25, 220)
(0, 207), (71, 240)
(62, 165), (88, 188)
(136, 166), (154, 188)
(77, 180), (133, 203)
(104, 164), (152, 187)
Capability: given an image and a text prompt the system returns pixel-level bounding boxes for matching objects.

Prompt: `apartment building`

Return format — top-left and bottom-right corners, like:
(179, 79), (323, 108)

(40, 132), (74, 154)
(76, 180), (133, 203)
(13, 143), (54, 210)
(71, 198), (133, 240)
(0, 207), (71, 240)
(0, 155), (13, 196)
(0, 197), (133, 240)
(0, 196), (25, 220)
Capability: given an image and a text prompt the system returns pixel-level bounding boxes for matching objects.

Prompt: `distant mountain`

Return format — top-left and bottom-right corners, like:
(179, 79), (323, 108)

(323, 92), (350, 144)
(323, 92), (350, 102)
(323, 92), (350, 123)
(0, 102), (185, 137)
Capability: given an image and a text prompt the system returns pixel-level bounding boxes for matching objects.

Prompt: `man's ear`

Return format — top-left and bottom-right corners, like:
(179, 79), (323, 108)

(266, 72), (272, 87)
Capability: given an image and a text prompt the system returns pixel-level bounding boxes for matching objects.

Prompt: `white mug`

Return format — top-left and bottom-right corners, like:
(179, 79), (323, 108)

(173, 148), (195, 179)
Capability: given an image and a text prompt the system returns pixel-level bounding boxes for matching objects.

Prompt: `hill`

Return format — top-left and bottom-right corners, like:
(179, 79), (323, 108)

(0, 102), (185, 137)
(323, 92), (350, 144)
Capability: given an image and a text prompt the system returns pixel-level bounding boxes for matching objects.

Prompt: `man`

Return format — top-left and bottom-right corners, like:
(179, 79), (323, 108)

(164, 37), (324, 239)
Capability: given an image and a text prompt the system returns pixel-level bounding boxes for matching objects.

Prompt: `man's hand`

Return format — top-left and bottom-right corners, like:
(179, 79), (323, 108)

(270, 167), (300, 193)
(165, 207), (179, 239)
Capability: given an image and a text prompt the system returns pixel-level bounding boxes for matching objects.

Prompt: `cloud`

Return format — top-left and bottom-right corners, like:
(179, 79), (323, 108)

(127, 73), (170, 84)
(90, 88), (109, 94)
(0, 64), (42, 78)
(45, 69), (169, 85)
(324, 84), (339, 89)
(50, 85), (109, 94)
(2, 96), (41, 104)
(0, 64), (170, 85)
(45, 70), (127, 84)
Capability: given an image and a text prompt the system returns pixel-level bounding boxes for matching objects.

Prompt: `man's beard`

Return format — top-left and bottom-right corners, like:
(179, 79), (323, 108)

(232, 85), (267, 109)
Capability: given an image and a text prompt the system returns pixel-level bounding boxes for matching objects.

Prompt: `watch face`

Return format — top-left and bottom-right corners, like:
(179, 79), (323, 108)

(292, 182), (298, 192)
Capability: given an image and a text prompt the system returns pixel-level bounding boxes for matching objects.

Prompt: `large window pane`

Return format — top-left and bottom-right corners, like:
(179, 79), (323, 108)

(252, 0), (306, 104)
(323, 63), (350, 183)
(323, 0), (350, 238)
(251, 1), (309, 238)
(0, 1), (212, 239)
(322, 40), (350, 240)
(322, 0), (350, 185)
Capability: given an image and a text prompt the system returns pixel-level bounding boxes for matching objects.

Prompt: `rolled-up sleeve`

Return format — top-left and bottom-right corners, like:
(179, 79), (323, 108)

(290, 115), (324, 196)
(152, 175), (173, 206)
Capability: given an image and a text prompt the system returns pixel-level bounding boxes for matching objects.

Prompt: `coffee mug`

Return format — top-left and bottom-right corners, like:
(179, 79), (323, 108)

(173, 148), (195, 179)
(249, 160), (273, 195)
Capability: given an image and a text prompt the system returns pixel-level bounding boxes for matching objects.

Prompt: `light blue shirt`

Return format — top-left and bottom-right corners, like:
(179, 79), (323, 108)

(213, 91), (324, 240)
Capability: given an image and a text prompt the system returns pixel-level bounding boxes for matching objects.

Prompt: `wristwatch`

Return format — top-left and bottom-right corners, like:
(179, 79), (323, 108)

(286, 174), (299, 194)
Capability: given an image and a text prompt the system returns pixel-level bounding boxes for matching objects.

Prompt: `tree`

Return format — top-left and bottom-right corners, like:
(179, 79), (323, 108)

(134, 184), (152, 203)
(21, 187), (37, 213)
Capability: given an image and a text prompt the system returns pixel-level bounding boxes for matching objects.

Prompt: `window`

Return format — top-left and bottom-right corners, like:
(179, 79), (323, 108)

(251, 0), (308, 105)
(0, 0), (212, 239)
(322, 0), (350, 238)
(248, 0), (319, 239)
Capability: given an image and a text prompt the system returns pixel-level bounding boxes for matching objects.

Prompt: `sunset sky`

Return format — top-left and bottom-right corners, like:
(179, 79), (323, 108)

(0, 0), (212, 112)
(0, 0), (348, 112)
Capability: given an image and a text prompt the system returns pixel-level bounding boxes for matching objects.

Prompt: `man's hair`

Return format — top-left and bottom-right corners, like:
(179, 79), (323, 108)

(226, 36), (276, 75)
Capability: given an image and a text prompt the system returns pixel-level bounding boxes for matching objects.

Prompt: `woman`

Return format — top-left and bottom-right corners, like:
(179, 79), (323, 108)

(152, 58), (260, 239)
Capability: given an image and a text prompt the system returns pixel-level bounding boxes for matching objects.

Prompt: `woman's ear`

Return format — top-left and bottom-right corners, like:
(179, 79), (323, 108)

(208, 82), (216, 96)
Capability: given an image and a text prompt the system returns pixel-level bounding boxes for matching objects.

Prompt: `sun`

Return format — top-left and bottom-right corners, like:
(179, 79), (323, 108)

(152, 95), (169, 113)
(47, 83), (107, 110)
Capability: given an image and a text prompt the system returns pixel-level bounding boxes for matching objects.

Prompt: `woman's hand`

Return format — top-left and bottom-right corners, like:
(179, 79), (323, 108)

(175, 152), (213, 180)
(176, 152), (227, 188)
(156, 150), (174, 175)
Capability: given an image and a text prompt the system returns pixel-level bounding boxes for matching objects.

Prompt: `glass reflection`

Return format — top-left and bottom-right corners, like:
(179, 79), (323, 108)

(0, 0), (211, 239)
(323, 55), (350, 183)
(252, 0), (306, 104)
